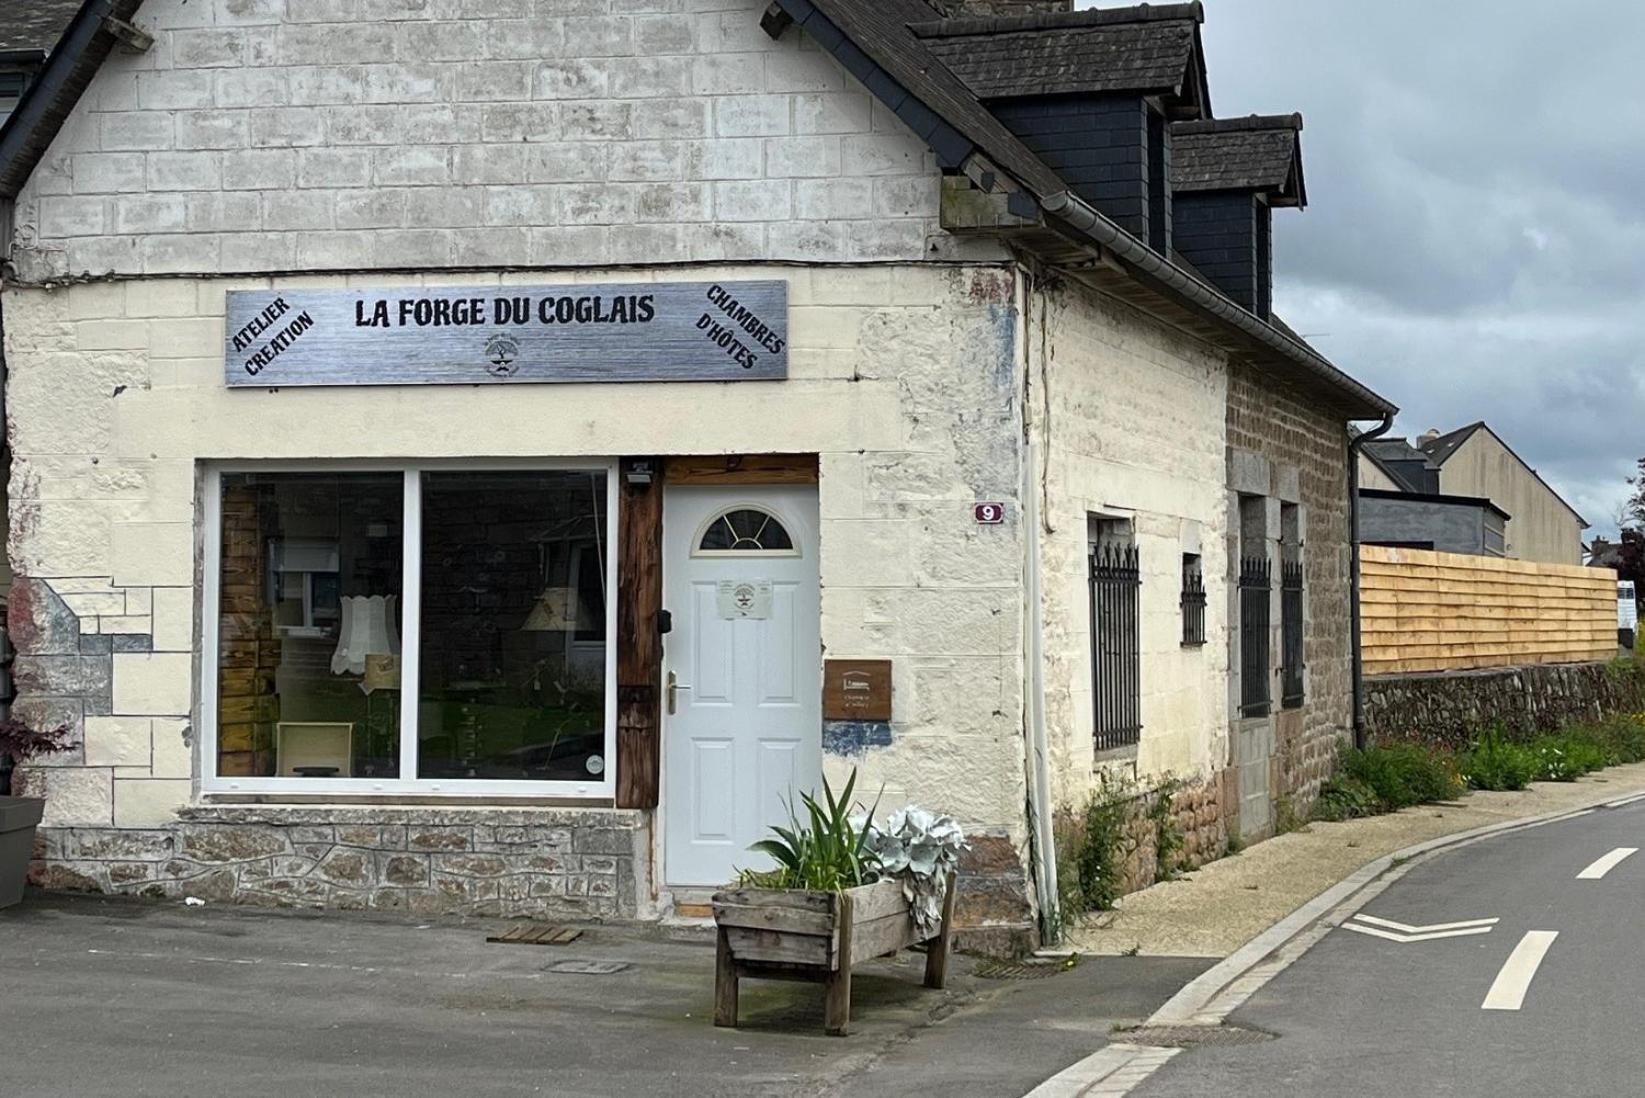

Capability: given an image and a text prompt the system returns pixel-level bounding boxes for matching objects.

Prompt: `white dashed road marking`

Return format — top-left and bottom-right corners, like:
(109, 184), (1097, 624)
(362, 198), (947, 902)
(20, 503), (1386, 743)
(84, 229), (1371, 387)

(1576, 846), (1638, 879)
(1482, 931), (1559, 1011)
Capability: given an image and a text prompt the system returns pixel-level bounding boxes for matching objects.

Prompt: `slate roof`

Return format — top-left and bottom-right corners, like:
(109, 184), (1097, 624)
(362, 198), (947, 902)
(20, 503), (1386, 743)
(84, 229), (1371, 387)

(913, 6), (1207, 107)
(1416, 422), (1483, 466)
(0, 0), (83, 55)
(1172, 114), (1305, 204)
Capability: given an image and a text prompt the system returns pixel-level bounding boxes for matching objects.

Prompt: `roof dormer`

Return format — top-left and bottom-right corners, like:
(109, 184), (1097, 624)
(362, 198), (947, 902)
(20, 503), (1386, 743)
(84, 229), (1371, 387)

(1170, 113), (1305, 317)
(913, 3), (1210, 254)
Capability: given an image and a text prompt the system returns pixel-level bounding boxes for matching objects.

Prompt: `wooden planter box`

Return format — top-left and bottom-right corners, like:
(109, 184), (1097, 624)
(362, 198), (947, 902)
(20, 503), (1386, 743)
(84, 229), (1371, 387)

(711, 873), (956, 1036)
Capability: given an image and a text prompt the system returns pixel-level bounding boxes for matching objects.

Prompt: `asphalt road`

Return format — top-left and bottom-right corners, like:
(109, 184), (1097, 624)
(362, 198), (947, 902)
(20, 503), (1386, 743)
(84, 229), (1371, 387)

(0, 891), (1208, 1098)
(1135, 794), (1645, 1097)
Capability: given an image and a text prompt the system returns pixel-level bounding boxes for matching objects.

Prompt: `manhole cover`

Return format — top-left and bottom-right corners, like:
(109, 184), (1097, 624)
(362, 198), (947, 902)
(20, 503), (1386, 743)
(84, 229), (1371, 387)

(1122, 1025), (1274, 1047)
(973, 958), (1074, 980)
(543, 959), (629, 976)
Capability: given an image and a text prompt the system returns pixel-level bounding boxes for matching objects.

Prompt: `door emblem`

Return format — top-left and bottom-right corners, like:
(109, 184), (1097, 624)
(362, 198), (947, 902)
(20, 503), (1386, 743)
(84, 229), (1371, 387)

(716, 579), (772, 619)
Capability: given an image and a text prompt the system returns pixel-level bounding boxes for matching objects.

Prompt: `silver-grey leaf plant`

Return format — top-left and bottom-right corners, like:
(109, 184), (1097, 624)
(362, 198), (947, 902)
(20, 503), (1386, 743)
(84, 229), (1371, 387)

(857, 805), (967, 938)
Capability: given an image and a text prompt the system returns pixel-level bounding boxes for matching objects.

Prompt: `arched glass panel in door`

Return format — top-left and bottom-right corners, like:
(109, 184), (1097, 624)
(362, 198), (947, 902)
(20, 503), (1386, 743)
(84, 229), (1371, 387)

(694, 507), (797, 555)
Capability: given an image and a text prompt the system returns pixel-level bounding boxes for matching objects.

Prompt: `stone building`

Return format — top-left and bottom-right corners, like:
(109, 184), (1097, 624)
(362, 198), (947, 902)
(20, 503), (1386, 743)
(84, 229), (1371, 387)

(0, 0), (1394, 948)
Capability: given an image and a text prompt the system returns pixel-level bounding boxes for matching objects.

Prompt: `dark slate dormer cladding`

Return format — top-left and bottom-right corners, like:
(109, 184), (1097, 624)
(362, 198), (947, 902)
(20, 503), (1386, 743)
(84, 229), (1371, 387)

(913, 3), (1209, 254)
(1362, 437), (1442, 494)
(1170, 113), (1304, 317)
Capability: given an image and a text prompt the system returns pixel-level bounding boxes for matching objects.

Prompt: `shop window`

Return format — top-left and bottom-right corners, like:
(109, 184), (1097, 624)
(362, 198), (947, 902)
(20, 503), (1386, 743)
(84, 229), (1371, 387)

(207, 466), (615, 794)
(695, 507), (795, 555)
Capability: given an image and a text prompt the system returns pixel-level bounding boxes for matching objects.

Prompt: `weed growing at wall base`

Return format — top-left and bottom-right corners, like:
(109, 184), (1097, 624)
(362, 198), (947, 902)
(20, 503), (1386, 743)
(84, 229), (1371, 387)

(1053, 773), (1186, 918)
(1461, 728), (1538, 791)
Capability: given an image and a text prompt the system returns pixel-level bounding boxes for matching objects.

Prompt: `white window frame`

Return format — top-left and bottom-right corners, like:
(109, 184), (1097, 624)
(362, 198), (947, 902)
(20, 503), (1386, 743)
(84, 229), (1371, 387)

(200, 460), (619, 798)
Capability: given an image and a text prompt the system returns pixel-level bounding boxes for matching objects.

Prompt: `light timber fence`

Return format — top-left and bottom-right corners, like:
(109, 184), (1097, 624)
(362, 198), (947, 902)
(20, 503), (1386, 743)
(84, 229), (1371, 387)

(1360, 546), (1618, 675)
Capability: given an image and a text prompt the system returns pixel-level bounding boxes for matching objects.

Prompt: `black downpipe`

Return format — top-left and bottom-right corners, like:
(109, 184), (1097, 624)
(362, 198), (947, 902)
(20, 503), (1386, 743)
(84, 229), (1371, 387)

(1348, 413), (1395, 748)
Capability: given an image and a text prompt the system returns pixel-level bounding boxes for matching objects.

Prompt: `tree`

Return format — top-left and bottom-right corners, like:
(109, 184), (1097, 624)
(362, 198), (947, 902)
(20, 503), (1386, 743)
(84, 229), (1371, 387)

(1626, 458), (1645, 529)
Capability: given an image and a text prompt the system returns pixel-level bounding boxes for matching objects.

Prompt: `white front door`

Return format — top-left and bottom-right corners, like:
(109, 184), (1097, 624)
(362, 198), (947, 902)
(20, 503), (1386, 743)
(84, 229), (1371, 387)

(662, 484), (822, 888)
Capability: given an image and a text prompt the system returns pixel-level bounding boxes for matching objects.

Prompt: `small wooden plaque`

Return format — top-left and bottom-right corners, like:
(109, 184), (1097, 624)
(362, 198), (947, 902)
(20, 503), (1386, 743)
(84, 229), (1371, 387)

(822, 659), (892, 722)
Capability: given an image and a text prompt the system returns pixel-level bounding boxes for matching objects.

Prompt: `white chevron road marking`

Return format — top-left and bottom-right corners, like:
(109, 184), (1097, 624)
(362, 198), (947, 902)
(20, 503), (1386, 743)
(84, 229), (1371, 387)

(1352, 914), (1499, 934)
(1341, 923), (1496, 944)
(1340, 913), (1499, 943)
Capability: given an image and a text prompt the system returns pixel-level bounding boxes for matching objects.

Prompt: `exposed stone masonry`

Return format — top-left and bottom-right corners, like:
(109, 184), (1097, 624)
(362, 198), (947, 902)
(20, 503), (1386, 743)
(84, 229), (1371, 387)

(1365, 660), (1643, 751)
(1113, 773), (1229, 896)
(31, 805), (647, 919)
(1226, 362), (1354, 815)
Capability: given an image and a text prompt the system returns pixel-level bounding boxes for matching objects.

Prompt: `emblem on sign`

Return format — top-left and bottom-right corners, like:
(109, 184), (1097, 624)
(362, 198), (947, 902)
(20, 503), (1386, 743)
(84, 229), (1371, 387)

(485, 333), (520, 376)
(716, 579), (772, 620)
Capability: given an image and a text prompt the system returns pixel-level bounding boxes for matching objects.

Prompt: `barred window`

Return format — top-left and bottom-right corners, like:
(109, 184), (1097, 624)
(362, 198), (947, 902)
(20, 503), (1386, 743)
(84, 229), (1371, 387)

(1281, 560), (1304, 708)
(1280, 503), (1304, 709)
(1238, 556), (1271, 718)
(1180, 553), (1206, 646)
(1089, 521), (1141, 753)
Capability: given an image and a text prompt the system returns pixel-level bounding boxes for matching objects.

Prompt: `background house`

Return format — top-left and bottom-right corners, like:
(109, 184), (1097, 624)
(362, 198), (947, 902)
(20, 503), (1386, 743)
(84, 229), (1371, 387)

(1356, 422), (1584, 564)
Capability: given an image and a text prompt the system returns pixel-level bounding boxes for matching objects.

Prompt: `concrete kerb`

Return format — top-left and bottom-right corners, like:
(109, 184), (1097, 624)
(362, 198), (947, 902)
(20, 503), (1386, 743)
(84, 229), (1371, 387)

(1023, 785), (1645, 1098)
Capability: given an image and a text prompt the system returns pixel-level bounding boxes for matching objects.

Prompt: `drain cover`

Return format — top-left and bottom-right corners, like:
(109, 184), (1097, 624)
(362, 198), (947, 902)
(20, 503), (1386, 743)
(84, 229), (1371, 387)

(1122, 1025), (1274, 1048)
(973, 958), (1074, 980)
(487, 924), (583, 947)
(544, 959), (629, 975)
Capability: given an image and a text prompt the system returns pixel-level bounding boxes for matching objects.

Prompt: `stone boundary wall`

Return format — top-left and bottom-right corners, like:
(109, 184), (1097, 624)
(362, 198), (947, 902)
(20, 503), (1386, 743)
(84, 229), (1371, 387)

(1365, 660), (1645, 751)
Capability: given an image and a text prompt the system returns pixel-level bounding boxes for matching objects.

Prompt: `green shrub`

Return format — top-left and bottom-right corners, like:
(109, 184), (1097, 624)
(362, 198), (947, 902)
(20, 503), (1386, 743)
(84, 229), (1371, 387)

(1461, 730), (1538, 792)
(1530, 733), (1607, 782)
(1313, 775), (1382, 821)
(1338, 741), (1465, 810)
(1576, 715), (1645, 766)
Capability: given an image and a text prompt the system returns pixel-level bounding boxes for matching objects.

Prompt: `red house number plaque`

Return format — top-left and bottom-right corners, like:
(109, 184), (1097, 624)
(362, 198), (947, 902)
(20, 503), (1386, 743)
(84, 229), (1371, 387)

(974, 502), (1006, 524)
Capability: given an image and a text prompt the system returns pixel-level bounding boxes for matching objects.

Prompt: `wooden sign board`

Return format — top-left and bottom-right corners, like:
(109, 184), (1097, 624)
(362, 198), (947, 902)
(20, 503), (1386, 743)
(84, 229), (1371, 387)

(823, 659), (892, 722)
(224, 280), (788, 386)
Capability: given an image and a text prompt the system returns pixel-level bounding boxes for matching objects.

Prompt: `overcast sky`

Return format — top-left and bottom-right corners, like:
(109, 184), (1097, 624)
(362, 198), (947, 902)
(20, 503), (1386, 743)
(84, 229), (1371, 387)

(1196, 1), (1643, 537)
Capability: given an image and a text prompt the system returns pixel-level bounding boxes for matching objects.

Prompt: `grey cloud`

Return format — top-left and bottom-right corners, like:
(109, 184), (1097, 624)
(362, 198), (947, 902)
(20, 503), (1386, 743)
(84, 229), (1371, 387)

(1196, 0), (1645, 535)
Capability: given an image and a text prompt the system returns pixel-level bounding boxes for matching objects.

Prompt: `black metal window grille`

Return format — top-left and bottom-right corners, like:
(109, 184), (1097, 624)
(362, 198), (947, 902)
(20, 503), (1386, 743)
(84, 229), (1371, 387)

(1238, 556), (1271, 718)
(1089, 542), (1142, 752)
(1180, 555), (1206, 646)
(1281, 559), (1304, 708)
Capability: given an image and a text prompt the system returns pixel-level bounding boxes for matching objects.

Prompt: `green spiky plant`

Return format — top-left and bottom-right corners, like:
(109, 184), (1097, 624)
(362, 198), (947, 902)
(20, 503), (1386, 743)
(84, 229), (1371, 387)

(738, 769), (882, 892)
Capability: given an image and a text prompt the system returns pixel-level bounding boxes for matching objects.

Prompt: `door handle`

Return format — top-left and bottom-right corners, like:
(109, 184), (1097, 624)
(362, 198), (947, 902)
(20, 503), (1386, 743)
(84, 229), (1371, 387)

(667, 671), (692, 715)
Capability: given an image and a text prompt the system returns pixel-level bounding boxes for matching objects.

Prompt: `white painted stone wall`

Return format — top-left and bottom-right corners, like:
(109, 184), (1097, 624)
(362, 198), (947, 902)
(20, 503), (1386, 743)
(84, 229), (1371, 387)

(3, 264), (1029, 845)
(1030, 283), (1231, 809)
(8, 0), (986, 283)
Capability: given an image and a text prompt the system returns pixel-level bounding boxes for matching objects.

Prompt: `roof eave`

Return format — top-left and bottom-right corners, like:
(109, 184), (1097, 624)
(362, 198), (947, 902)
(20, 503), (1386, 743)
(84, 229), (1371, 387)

(1040, 189), (1394, 418)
